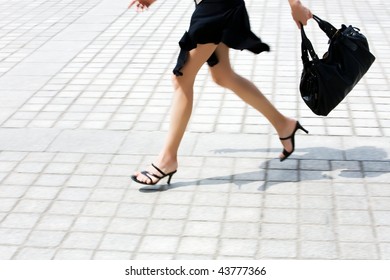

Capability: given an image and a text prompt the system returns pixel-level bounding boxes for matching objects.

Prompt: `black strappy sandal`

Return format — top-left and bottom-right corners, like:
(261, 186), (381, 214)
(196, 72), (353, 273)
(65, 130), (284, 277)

(279, 121), (309, 162)
(131, 163), (177, 185)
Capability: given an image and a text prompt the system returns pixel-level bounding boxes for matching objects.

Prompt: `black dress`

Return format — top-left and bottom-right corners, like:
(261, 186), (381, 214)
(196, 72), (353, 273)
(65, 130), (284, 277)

(173, 0), (270, 76)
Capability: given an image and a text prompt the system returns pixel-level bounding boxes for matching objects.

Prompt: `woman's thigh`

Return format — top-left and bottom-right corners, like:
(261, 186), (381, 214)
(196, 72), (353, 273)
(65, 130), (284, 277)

(208, 43), (235, 85)
(175, 43), (218, 85)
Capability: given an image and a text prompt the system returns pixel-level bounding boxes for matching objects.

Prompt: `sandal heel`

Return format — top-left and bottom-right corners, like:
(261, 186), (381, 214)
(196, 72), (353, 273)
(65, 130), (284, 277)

(297, 122), (309, 134)
(166, 171), (177, 185)
(279, 121), (308, 162)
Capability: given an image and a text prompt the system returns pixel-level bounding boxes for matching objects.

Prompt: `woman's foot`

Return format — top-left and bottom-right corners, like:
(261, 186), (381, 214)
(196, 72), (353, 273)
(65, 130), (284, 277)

(132, 160), (178, 185)
(278, 119), (308, 161)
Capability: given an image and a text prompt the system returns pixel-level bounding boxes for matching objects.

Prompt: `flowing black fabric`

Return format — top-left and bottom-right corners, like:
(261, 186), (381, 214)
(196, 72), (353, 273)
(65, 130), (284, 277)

(173, 0), (270, 76)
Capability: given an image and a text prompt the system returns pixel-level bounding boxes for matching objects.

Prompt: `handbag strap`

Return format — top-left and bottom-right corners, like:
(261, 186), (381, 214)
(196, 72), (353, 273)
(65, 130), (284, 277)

(300, 14), (338, 63)
(300, 22), (319, 63)
(312, 14), (338, 39)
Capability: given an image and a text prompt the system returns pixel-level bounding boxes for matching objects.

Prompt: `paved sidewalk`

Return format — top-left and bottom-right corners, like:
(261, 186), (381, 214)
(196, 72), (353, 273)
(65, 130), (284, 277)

(0, 0), (389, 260)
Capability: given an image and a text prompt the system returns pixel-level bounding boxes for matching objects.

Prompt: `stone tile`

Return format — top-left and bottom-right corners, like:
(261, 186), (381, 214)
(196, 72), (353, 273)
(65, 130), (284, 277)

(55, 249), (94, 260)
(337, 226), (376, 242)
(0, 128), (60, 151)
(99, 234), (140, 252)
(152, 205), (190, 220)
(261, 224), (297, 240)
(25, 231), (66, 247)
(333, 183), (366, 196)
(157, 191), (194, 205)
(184, 221), (221, 238)
(219, 239), (258, 257)
(264, 194), (298, 208)
(24, 186), (60, 200)
(48, 130), (127, 153)
(300, 182), (332, 195)
(146, 219), (185, 236)
(300, 225), (335, 241)
(0, 198), (18, 212)
(48, 201), (84, 215)
(1, 213), (40, 229)
(82, 202), (118, 217)
(58, 187), (92, 202)
(44, 163), (76, 174)
(367, 184), (390, 196)
(379, 243), (390, 259)
(299, 209), (334, 225)
(36, 215), (75, 231)
(337, 210), (372, 225)
(117, 203), (154, 219)
(53, 153), (84, 163)
(134, 253), (174, 260)
(15, 162), (46, 173)
(228, 193), (262, 207)
(339, 243), (378, 260)
(373, 211), (390, 226)
(300, 195), (333, 209)
(3, 173), (39, 186)
(72, 216), (110, 232)
(0, 152), (27, 161)
(178, 237), (218, 255)
(0, 162), (18, 172)
(376, 227), (390, 242)
(35, 174), (69, 187)
(14, 248), (56, 260)
(138, 236), (179, 253)
(263, 208), (297, 224)
(225, 207), (260, 222)
(0, 229), (30, 245)
(62, 232), (103, 250)
(90, 189), (125, 202)
(300, 241), (338, 259)
(107, 218), (147, 235)
(93, 251), (132, 260)
(0, 246), (18, 260)
(75, 163), (107, 176)
(104, 165), (132, 177)
(66, 175), (100, 188)
(100, 176), (132, 189)
(259, 240), (297, 258)
(371, 197), (390, 211)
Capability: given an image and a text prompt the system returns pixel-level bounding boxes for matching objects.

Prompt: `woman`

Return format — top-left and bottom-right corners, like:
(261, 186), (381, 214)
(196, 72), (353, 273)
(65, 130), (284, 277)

(129, 0), (312, 185)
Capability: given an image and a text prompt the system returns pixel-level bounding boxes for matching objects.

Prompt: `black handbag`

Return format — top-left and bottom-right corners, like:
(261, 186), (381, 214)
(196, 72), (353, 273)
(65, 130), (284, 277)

(299, 15), (376, 116)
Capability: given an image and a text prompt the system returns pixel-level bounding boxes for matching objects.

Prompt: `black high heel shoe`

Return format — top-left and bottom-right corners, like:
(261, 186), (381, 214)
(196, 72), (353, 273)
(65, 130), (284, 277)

(279, 121), (309, 162)
(131, 163), (177, 185)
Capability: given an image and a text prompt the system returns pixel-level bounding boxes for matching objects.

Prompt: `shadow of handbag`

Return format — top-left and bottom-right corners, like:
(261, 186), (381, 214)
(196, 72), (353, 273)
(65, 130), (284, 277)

(299, 15), (376, 116)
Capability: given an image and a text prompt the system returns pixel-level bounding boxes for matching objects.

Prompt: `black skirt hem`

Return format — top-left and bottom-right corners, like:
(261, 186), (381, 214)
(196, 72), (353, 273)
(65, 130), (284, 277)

(172, 0), (270, 76)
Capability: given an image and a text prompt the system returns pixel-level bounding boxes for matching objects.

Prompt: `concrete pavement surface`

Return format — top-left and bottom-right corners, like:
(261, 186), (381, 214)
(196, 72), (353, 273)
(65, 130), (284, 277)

(0, 0), (389, 259)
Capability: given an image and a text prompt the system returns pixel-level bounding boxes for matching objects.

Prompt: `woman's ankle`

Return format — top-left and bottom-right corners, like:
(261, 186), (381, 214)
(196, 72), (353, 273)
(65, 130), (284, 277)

(155, 154), (178, 172)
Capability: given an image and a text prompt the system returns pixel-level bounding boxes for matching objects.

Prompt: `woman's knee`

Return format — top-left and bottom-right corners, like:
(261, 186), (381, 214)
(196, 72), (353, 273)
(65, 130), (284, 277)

(210, 68), (235, 88)
(171, 74), (180, 90)
(171, 74), (194, 94)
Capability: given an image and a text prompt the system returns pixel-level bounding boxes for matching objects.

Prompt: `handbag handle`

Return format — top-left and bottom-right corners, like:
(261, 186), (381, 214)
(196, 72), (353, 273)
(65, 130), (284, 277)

(312, 14), (338, 39)
(300, 14), (338, 64)
(300, 22), (318, 64)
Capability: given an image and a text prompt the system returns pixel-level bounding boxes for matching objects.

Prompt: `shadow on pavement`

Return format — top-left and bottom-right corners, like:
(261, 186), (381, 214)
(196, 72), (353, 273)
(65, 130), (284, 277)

(139, 146), (389, 193)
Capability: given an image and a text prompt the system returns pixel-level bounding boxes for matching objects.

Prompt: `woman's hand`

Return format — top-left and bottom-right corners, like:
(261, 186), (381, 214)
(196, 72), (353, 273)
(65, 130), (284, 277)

(128, 0), (156, 12)
(289, 0), (312, 28)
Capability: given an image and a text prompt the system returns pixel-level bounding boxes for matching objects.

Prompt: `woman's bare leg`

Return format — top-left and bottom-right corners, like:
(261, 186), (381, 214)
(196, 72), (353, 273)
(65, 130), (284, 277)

(133, 43), (218, 184)
(209, 44), (298, 158)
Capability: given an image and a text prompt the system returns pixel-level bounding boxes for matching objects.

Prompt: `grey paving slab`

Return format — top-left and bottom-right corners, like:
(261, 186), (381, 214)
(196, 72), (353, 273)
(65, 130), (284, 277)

(48, 129), (127, 153)
(0, 128), (60, 151)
